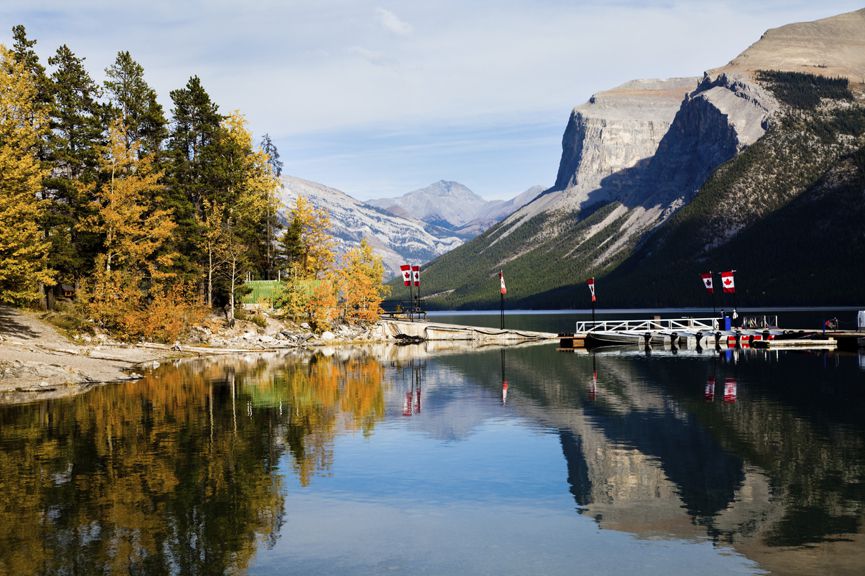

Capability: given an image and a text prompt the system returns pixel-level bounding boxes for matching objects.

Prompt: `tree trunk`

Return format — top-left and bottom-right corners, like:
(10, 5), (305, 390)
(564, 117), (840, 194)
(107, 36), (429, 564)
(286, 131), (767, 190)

(207, 247), (213, 308)
(229, 255), (236, 321)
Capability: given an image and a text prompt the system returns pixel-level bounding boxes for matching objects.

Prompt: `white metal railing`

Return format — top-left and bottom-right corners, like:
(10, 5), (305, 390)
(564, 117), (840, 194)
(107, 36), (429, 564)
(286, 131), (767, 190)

(576, 317), (720, 334)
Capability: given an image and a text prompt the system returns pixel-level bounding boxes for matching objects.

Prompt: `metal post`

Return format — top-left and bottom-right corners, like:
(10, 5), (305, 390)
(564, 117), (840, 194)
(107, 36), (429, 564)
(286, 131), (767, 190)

(500, 292), (504, 330)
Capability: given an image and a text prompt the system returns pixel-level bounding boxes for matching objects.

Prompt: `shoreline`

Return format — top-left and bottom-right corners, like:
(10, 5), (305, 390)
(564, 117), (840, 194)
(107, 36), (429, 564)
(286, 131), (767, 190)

(0, 306), (387, 404)
(0, 307), (558, 404)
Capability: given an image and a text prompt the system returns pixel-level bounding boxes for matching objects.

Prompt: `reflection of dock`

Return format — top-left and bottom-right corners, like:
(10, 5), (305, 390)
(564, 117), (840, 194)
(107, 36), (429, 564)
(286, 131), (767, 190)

(381, 320), (558, 343)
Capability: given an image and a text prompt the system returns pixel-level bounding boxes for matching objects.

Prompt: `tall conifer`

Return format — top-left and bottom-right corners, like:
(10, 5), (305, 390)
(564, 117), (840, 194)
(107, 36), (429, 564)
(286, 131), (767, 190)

(104, 51), (167, 159)
(45, 44), (105, 285)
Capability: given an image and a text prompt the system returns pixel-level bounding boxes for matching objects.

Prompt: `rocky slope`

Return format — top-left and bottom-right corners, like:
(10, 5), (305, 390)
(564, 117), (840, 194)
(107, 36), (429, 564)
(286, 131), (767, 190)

(281, 176), (462, 278)
(411, 8), (865, 309)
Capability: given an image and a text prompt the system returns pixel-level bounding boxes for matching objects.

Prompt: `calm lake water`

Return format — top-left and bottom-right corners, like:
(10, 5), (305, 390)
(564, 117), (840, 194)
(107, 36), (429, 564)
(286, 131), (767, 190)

(2, 324), (865, 574)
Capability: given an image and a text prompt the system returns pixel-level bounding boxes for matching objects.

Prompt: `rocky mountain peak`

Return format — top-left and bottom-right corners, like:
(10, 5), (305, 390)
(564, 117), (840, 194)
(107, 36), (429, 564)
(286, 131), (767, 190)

(710, 8), (865, 82)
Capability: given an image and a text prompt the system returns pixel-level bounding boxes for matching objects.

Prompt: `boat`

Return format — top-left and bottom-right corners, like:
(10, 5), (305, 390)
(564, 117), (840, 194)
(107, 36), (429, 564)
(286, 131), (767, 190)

(585, 332), (643, 348)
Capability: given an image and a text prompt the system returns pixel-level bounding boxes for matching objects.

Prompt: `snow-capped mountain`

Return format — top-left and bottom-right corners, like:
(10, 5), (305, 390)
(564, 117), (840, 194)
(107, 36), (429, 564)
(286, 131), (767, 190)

(368, 180), (543, 238)
(280, 176), (463, 278)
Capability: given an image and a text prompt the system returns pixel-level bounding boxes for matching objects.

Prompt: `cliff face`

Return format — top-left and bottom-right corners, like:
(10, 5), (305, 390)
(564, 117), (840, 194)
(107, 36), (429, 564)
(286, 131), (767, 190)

(554, 79), (695, 195)
(408, 8), (865, 309)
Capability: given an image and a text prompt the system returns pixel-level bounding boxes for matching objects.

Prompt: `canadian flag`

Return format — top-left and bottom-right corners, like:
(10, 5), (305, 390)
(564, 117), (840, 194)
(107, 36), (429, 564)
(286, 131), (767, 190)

(400, 264), (411, 286)
(705, 377), (716, 401)
(721, 270), (736, 294)
(701, 272), (714, 294)
(411, 265), (420, 287)
(724, 377), (737, 403)
(587, 277), (596, 303)
(499, 271), (507, 295)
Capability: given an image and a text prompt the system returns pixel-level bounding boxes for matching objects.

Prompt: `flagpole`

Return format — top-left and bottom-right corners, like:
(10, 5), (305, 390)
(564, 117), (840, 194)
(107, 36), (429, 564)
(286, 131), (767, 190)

(711, 271), (717, 317)
(500, 291), (504, 330)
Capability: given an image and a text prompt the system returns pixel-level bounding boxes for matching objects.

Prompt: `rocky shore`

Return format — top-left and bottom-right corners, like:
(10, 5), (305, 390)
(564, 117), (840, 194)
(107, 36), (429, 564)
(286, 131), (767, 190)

(0, 305), (389, 403)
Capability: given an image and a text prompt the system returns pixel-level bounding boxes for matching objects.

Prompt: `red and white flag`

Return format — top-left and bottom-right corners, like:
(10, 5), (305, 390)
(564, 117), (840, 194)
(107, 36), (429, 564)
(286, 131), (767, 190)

(700, 272), (714, 294)
(705, 377), (716, 401)
(411, 265), (420, 287)
(587, 277), (596, 303)
(499, 271), (507, 295)
(721, 270), (736, 294)
(724, 377), (737, 403)
(400, 264), (411, 286)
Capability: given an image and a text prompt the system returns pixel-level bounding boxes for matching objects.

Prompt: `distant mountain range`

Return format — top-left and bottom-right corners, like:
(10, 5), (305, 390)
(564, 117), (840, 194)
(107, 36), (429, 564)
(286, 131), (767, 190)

(409, 8), (865, 309)
(280, 176), (542, 278)
(367, 180), (543, 239)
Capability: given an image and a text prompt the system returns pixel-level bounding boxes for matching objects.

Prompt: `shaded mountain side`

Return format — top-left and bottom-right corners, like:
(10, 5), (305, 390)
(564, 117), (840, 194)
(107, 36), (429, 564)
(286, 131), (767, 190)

(402, 201), (633, 309)
(399, 75), (752, 310)
(600, 85), (865, 307)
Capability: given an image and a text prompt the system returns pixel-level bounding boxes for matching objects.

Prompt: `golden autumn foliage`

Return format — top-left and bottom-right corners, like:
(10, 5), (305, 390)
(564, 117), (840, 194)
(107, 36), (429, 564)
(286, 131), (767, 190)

(79, 118), (176, 278)
(0, 45), (53, 304)
(338, 238), (390, 324)
(76, 118), (205, 341)
(308, 274), (339, 330)
(291, 195), (335, 279)
(81, 267), (206, 342)
(278, 198), (389, 329)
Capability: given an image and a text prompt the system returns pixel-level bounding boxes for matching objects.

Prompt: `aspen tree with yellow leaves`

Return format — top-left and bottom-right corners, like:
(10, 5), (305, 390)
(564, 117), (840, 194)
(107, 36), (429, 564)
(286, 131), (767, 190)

(213, 111), (281, 321)
(276, 195), (339, 329)
(80, 118), (175, 278)
(0, 45), (53, 305)
(339, 239), (389, 324)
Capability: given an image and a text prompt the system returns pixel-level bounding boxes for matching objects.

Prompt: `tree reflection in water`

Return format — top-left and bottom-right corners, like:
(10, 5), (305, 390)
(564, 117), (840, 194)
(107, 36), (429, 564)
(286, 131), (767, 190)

(0, 352), (386, 575)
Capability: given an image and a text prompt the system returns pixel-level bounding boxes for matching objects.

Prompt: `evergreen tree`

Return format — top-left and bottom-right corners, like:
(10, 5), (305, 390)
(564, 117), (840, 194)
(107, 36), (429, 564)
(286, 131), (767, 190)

(165, 76), (223, 278)
(10, 25), (53, 116)
(0, 46), (53, 304)
(104, 51), (167, 159)
(45, 44), (106, 285)
(259, 133), (283, 279)
(277, 217), (303, 278)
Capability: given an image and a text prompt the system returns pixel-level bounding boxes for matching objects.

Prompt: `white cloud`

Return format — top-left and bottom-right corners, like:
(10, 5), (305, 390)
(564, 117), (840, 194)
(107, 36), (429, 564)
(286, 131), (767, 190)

(375, 7), (413, 36)
(2, 0), (863, 198)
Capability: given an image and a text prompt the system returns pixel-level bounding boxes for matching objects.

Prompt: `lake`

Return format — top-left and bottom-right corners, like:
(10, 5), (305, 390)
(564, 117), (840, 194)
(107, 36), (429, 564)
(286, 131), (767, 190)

(1, 333), (864, 574)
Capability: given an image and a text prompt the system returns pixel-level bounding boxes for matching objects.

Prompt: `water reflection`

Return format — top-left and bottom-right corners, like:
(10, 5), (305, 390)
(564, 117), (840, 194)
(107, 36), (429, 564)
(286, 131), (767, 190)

(0, 345), (863, 575)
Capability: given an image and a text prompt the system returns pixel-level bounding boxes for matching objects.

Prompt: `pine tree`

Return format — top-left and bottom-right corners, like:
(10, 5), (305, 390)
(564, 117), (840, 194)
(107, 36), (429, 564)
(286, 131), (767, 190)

(259, 133), (283, 279)
(104, 51), (167, 159)
(0, 46), (53, 304)
(165, 76), (223, 279)
(277, 217), (303, 278)
(45, 44), (105, 285)
(10, 25), (53, 119)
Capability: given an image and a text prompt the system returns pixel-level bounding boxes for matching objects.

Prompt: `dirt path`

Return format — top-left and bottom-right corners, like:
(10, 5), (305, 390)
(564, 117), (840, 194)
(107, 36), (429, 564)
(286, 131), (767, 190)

(0, 306), (181, 403)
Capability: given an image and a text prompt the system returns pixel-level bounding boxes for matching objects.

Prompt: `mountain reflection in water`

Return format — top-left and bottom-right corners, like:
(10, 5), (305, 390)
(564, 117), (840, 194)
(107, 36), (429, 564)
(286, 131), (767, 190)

(0, 344), (863, 575)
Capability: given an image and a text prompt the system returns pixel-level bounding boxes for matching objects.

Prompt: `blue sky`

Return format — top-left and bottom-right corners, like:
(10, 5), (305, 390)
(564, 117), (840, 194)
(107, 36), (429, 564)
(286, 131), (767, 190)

(2, 1), (862, 199)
